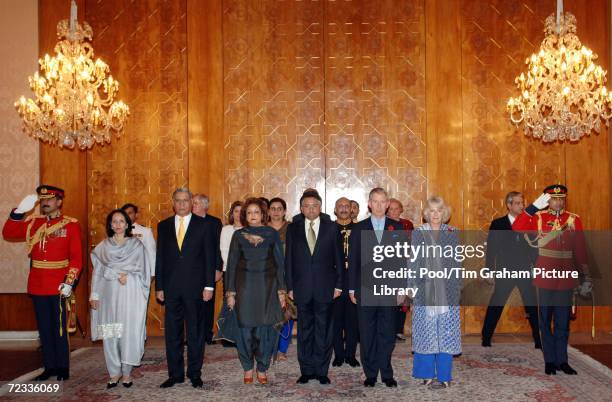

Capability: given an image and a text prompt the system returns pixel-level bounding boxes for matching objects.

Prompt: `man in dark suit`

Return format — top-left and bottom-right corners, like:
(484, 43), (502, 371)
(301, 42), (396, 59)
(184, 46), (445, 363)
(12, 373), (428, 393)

(192, 193), (223, 345)
(155, 188), (216, 388)
(286, 191), (344, 385)
(481, 191), (541, 348)
(349, 187), (404, 388)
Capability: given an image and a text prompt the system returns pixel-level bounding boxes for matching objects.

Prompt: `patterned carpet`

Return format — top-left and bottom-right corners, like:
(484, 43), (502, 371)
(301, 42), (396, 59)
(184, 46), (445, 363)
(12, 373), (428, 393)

(1, 342), (611, 401)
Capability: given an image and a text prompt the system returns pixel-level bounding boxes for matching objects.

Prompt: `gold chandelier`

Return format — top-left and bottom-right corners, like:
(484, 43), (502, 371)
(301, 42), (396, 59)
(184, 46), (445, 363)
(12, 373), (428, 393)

(507, 0), (612, 142)
(15, 1), (129, 149)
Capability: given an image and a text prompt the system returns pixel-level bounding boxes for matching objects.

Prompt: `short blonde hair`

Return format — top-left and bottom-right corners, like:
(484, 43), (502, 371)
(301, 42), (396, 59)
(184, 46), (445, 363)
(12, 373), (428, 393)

(422, 196), (451, 223)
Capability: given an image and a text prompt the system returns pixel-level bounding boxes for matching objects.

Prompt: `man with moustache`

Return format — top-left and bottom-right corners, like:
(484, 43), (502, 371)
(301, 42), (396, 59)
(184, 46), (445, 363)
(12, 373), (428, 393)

(331, 197), (360, 368)
(3, 185), (82, 381)
(349, 188), (404, 387)
(156, 188), (216, 388)
(286, 190), (344, 385)
(192, 194), (223, 345)
(350, 200), (360, 223)
(513, 185), (592, 375)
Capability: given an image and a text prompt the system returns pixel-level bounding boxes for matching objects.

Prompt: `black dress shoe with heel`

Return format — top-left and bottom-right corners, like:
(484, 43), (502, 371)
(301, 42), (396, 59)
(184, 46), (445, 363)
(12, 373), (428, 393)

(382, 378), (397, 387)
(296, 375), (312, 384)
(34, 369), (56, 381)
(160, 377), (184, 388)
(190, 377), (203, 388)
(345, 357), (360, 367)
(364, 377), (376, 387)
(318, 375), (331, 385)
(56, 368), (69, 381)
(558, 363), (577, 375)
(332, 358), (343, 367)
(545, 362), (557, 375)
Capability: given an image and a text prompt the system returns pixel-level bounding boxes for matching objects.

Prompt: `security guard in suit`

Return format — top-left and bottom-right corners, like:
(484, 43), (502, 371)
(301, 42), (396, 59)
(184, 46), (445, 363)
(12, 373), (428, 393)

(2, 185), (82, 381)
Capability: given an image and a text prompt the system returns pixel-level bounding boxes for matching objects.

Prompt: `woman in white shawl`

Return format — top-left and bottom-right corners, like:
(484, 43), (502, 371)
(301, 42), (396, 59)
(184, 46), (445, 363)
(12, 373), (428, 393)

(90, 209), (150, 388)
(409, 196), (462, 389)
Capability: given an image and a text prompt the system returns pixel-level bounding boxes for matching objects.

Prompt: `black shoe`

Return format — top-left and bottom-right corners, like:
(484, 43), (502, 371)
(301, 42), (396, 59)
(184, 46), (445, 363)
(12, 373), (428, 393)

(364, 377), (376, 387)
(206, 339), (215, 345)
(106, 380), (119, 389)
(332, 358), (344, 367)
(345, 357), (361, 367)
(382, 378), (397, 387)
(56, 368), (69, 381)
(122, 381), (133, 388)
(318, 375), (331, 385)
(545, 362), (557, 375)
(190, 377), (203, 388)
(160, 377), (184, 388)
(34, 369), (56, 381)
(296, 375), (312, 384)
(558, 363), (577, 375)
(534, 337), (542, 349)
(481, 338), (492, 347)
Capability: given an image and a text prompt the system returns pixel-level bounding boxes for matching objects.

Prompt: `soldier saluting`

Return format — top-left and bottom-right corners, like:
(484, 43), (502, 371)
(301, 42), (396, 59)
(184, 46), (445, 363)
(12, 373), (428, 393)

(2, 185), (82, 381)
(513, 184), (592, 376)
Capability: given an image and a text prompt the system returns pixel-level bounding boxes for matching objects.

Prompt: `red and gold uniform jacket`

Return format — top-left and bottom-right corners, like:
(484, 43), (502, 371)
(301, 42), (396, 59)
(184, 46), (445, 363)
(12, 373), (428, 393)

(2, 210), (82, 295)
(512, 208), (587, 290)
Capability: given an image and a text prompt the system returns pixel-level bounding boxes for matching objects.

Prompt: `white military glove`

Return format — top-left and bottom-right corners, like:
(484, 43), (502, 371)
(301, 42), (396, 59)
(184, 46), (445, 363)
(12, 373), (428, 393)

(15, 194), (39, 214)
(532, 193), (551, 210)
(579, 276), (593, 297)
(58, 283), (72, 298)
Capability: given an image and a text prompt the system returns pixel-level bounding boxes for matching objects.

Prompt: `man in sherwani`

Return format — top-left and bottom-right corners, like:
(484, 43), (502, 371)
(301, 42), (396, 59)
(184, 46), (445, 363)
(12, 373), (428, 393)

(286, 190), (344, 385)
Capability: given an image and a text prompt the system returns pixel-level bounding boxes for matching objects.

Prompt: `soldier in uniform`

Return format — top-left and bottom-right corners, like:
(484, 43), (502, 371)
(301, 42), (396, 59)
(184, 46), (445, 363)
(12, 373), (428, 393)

(2, 185), (82, 381)
(513, 184), (592, 375)
(331, 197), (360, 368)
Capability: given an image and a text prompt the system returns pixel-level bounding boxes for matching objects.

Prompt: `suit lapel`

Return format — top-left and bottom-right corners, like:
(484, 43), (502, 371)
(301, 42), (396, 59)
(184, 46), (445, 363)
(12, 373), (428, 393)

(311, 219), (325, 256)
(181, 215), (197, 251)
(169, 216), (179, 252)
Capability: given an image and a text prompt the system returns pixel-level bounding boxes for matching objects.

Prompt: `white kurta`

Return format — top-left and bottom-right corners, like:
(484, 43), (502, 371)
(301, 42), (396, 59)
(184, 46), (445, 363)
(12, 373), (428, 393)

(131, 223), (156, 277)
(90, 237), (150, 366)
(220, 225), (237, 272)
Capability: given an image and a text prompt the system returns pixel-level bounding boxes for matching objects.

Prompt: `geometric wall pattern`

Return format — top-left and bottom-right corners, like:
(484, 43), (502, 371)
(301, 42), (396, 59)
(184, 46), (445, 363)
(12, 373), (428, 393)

(28, 0), (606, 334)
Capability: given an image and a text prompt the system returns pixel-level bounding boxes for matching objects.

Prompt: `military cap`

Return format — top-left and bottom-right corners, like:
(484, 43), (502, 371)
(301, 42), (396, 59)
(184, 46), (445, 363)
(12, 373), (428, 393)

(36, 185), (65, 200)
(543, 184), (567, 198)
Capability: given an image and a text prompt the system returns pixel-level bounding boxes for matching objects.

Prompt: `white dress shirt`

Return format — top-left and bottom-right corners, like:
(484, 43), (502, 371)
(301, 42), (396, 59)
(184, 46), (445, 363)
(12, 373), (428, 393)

(304, 216), (321, 239)
(174, 213), (213, 291)
(507, 213), (516, 225)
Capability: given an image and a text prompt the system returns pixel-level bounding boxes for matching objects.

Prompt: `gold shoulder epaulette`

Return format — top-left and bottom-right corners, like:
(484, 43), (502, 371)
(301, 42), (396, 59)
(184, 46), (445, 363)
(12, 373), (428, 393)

(568, 212), (579, 218)
(63, 216), (78, 223)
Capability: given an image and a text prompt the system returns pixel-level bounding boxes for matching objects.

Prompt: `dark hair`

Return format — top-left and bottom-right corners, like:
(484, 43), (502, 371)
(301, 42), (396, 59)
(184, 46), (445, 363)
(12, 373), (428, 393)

(269, 197), (287, 211)
(120, 203), (138, 213)
(350, 200), (359, 207)
(241, 198), (269, 227)
(227, 200), (243, 225)
(300, 190), (322, 206)
(258, 197), (270, 209)
(106, 209), (133, 238)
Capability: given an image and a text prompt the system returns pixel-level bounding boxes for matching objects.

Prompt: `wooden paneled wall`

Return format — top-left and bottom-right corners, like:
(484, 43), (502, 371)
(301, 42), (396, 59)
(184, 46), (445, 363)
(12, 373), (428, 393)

(31, 0), (610, 336)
